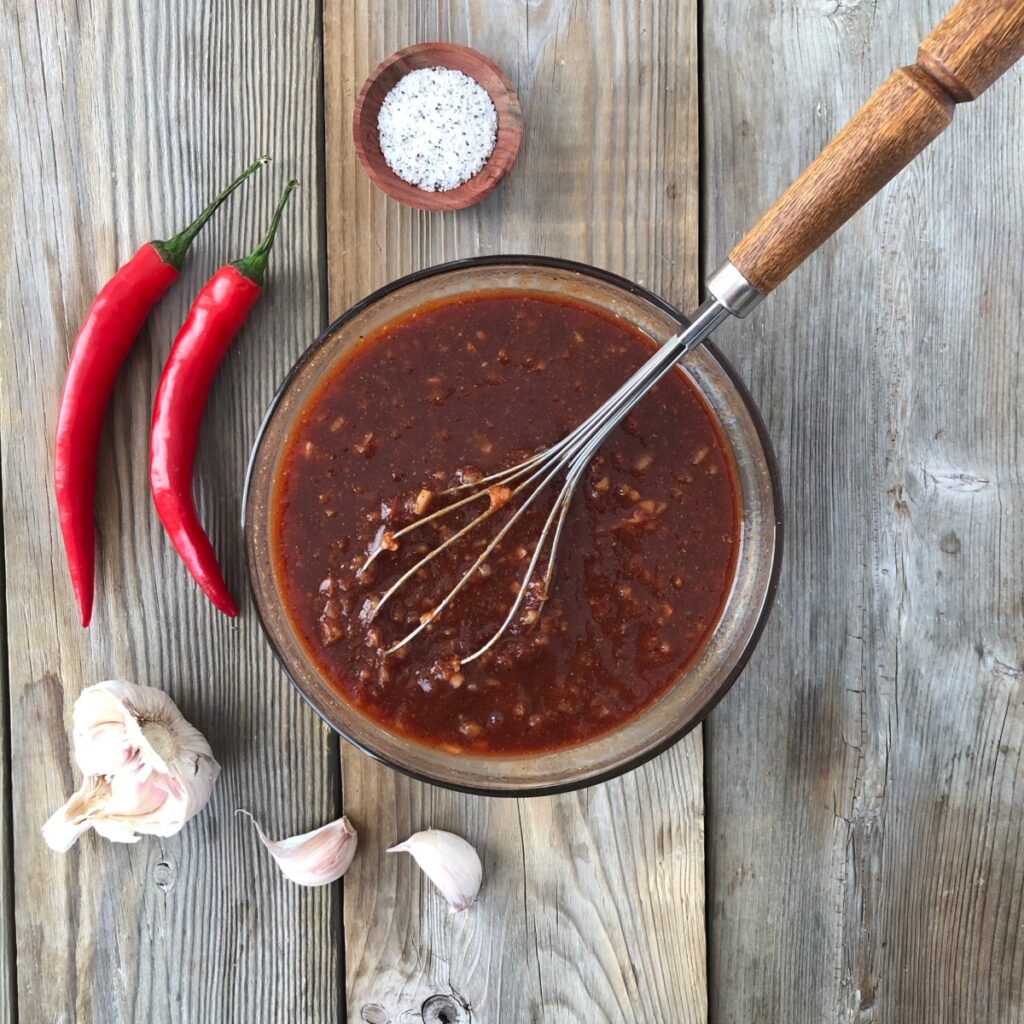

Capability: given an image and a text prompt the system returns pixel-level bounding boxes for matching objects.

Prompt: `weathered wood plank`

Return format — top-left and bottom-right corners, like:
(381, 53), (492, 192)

(704, 1), (1024, 1022)
(325, 1), (705, 1021)
(0, 491), (11, 1024)
(1, 1), (339, 1021)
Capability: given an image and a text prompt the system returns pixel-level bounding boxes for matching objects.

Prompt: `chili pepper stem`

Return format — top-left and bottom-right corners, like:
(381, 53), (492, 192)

(232, 179), (299, 286)
(155, 155), (271, 270)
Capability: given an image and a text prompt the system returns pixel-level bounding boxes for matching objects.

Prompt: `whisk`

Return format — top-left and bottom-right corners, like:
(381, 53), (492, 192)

(364, 0), (1024, 661)
(362, 279), (743, 663)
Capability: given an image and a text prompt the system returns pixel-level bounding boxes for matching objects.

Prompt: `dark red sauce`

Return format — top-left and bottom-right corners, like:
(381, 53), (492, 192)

(272, 291), (738, 755)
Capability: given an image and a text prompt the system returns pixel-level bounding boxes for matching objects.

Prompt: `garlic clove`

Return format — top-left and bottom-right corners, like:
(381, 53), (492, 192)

(72, 686), (135, 776)
(387, 829), (483, 911)
(106, 769), (168, 817)
(239, 811), (358, 887)
(43, 679), (220, 851)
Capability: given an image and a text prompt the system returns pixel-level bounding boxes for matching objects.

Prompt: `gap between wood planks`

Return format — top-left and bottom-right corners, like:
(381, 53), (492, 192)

(313, 0), (347, 1018)
(694, 0), (715, 1012)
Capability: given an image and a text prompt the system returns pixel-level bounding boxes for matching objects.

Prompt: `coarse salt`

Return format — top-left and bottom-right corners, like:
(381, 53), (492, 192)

(377, 67), (498, 192)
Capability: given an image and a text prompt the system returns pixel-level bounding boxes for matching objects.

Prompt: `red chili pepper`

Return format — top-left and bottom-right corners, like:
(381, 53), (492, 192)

(54, 156), (270, 627)
(150, 180), (297, 616)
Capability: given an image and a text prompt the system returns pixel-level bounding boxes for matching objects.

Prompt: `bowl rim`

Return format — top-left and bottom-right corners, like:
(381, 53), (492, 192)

(242, 255), (784, 797)
(352, 41), (523, 211)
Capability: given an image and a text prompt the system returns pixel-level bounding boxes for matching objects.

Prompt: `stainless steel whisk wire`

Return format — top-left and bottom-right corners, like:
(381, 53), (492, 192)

(362, 294), (735, 663)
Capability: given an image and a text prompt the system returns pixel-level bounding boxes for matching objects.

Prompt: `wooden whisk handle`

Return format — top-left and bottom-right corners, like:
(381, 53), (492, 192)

(726, 0), (1024, 297)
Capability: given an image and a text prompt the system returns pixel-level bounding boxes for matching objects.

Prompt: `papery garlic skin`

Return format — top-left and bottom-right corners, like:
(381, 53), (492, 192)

(240, 811), (357, 886)
(388, 829), (483, 911)
(43, 680), (220, 851)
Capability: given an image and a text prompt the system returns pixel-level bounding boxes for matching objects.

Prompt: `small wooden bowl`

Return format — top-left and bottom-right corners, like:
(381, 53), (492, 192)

(352, 42), (523, 212)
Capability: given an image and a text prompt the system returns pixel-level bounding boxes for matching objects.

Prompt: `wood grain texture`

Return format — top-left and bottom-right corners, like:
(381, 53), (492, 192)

(705, 0), (1024, 1021)
(1, 2), (339, 1021)
(326, 1), (704, 1021)
(729, 66), (954, 294)
(919, 0), (1024, 100)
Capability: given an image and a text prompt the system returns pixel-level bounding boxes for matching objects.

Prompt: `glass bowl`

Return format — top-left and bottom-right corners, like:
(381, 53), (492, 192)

(243, 257), (782, 796)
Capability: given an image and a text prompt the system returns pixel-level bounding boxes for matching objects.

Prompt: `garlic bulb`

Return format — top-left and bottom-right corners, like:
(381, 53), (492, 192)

(388, 829), (483, 911)
(239, 811), (357, 886)
(43, 680), (220, 851)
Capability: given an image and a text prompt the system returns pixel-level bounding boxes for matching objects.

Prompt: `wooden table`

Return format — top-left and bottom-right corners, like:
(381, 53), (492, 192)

(2, 1), (1022, 1021)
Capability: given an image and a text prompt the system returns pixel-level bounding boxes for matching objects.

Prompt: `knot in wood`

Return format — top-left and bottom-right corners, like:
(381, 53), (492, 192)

(359, 1004), (390, 1024)
(421, 993), (470, 1024)
(153, 859), (176, 892)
